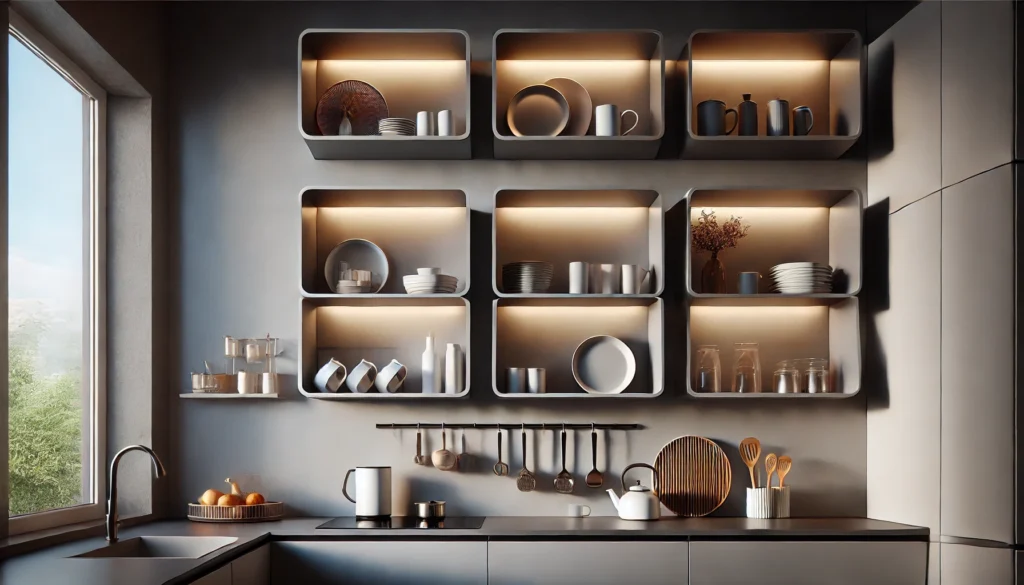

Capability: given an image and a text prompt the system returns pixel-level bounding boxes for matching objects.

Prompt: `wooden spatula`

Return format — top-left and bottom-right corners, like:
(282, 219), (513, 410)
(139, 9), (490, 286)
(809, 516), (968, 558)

(764, 453), (778, 488)
(777, 455), (793, 488)
(739, 437), (762, 488)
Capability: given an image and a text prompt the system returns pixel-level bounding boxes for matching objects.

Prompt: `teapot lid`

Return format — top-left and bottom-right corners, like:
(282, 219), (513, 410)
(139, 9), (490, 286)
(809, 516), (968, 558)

(627, 480), (651, 492)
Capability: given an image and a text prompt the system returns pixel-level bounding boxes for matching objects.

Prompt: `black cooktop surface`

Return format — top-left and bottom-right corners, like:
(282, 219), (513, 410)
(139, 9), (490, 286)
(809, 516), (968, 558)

(317, 516), (486, 530)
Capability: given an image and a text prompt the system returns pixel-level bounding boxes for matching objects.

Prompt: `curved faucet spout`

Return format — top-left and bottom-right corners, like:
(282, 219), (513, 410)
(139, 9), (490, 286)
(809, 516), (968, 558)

(107, 445), (166, 542)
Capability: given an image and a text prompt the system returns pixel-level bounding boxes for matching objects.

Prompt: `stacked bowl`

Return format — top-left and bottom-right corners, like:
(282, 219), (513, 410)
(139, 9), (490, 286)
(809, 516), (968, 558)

(403, 268), (459, 294)
(502, 261), (554, 294)
(377, 118), (416, 136)
(770, 262), (833, 294)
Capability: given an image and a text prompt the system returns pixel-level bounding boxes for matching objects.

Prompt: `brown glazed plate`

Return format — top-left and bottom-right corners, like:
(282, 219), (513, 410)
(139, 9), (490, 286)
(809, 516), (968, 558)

(316, 80), (389, 136)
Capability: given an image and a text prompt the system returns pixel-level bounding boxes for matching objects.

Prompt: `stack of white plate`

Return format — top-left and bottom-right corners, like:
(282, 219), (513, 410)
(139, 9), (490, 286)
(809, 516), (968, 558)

(403, 274), (459, 294)
(377, 118), (416, 136)
(769, 262), (833, 294)
(502, 262), (554, 293)
(336, 279), (373, 294)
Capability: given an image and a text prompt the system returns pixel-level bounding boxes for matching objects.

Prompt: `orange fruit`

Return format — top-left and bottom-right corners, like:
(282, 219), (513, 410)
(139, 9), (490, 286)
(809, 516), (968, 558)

(199, 489), (223, 506)
(217, 494), (244, 506)
(245, 492), (266, 506)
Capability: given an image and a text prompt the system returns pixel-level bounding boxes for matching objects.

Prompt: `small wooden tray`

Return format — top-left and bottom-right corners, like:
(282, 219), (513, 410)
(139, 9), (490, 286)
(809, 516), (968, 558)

(187, 502), (284, 523)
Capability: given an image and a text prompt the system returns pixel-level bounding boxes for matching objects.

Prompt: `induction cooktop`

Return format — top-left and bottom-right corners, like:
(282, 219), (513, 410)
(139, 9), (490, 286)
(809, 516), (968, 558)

(317, 516), (486, 530)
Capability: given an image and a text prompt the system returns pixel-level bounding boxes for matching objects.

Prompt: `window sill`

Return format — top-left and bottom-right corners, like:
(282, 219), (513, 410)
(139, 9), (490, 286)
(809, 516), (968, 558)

(0, 514), (154, 559)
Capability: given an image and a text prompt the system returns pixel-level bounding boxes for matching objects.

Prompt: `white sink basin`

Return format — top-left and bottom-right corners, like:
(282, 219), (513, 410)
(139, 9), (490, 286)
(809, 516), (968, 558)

(73, 536), (237, 559)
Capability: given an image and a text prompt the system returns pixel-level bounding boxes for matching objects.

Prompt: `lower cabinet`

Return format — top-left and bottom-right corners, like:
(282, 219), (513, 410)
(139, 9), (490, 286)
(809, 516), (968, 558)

(190, 564), (232, 585)
(232, 544), (270, 585)
(688, 541), (928, 585)
(269, 540), (487, 585)
(487, 541), (688, 585)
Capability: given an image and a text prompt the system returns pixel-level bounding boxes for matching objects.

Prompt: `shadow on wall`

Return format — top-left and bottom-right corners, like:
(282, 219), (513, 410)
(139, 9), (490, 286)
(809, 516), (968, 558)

(867, 38), (894, 160)
(861, 198), (891, 410)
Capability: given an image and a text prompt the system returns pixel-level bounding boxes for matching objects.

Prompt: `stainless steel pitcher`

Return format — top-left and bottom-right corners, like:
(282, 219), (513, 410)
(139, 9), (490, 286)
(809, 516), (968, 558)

(767, 99), (790, 136)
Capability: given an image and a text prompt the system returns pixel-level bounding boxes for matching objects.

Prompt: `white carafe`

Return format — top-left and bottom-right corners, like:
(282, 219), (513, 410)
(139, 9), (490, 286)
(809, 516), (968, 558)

(343, 467), (392, 518)
(422, 333), (441, 393)
(445, 343), (464, 394)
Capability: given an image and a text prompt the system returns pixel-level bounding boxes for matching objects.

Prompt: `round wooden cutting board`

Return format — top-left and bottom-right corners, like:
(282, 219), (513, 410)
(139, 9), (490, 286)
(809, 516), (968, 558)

(653, 435), (732, 517)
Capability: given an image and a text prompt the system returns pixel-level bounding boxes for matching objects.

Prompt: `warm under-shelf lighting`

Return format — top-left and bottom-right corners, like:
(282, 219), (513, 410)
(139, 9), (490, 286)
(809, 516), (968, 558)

(498, 206), (648, 229)
(318, 207), (466, 231)
(500, 305), (648, 324)
(690, 206), (828, 231)
(317, 305), (466, 346)
(689, 305), (826, 326)
(692, 60), (828, 74)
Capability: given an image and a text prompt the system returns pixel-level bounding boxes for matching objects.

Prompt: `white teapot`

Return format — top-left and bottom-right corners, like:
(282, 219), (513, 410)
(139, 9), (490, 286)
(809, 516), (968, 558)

(607, 463), (661, 521)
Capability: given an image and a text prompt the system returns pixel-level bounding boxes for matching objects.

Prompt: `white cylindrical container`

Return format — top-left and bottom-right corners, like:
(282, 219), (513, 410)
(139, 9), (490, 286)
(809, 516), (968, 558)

(343, 467), (392, 518)
(416, 111), (436, 136)
(746, 487), (776, 519)
(422, 333), (440, 393)
(237, 371), (258, 394)
(621, 264), (640, 294)
(598, 263), (619, 294)
(527, 368), (546, 393)
(260, 373), (278, 395)
(444, 343), (464, 394)
(437, 109), (453, 137)
(569, 261), (589, 294)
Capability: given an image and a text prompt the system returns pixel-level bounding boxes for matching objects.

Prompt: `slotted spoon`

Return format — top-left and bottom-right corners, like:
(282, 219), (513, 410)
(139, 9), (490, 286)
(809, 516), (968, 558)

(777, 455), (793, 487)
(764, 452), (778, 488)
(585, 425), (603, 488)
(493, 429), (509, 476)
(414, 425), (428, 466)
(516, 426), (537, 492)
(554, 426), (574, 494)
(739, 437), (761, 488)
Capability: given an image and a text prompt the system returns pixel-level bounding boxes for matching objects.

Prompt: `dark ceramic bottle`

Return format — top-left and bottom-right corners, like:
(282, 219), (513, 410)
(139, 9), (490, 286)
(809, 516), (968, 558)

(738, 94), (758, 136)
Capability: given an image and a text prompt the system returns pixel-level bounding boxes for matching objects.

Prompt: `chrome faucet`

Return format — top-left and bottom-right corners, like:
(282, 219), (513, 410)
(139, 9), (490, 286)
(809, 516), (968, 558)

(106, 445), (167, 542)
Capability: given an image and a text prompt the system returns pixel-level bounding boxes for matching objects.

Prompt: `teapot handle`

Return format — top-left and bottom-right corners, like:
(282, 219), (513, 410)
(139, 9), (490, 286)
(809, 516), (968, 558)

(620, 462), (659, 493)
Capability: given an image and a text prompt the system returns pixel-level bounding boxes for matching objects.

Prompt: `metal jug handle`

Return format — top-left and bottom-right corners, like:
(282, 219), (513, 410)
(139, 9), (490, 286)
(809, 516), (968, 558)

(620, 462), (659, 493)
(342, 469), (356, 503)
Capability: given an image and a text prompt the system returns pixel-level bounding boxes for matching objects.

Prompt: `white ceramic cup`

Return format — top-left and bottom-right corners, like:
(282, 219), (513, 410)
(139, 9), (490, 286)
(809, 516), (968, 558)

(595, 104), (639, 137)
(437, 109), (453, 137)
(416, 111), (436, 136)
(237, 370), (258, 394)
(245, 342), (263, 363)
(260, 373), (278, 395)
(567, 504), (592, 517)
(597, 263), (619, 294)
(375, 359), (408, 394)
(314, 358), (347, 393)
(569, 261), (590, 294)
(346, 359), (377, 393)
(621, 264), (650, 295)
(343, 467), (392, 518)
(527, 368), (546, 394)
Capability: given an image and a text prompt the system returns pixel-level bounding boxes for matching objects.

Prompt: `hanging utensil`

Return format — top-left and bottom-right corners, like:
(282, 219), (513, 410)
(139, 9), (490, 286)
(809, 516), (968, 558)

(739, 437), (762, 488)
(456, 428), (469, 471)
(777, 455), (792, 488)
(554, 424), (575, 494)
(414, 424), (428, 466)
(764, 452), (778, 488)
(431, 423), (458, 471)
(493, 429), (509, 477)
(585, 423), (603, 488)
(516, 424), (537, 492)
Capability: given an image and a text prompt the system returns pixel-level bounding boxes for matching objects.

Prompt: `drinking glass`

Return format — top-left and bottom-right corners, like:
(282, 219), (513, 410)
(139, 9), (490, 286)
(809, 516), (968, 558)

(694, 345), (722, 393)
(732, 342), (762, 393)
(797, 358), (830, 393)
(772, 361), (801, 394)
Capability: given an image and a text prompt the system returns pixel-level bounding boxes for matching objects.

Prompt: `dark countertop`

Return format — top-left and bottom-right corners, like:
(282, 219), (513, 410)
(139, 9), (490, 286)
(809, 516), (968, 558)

(0, 517), (928, 585)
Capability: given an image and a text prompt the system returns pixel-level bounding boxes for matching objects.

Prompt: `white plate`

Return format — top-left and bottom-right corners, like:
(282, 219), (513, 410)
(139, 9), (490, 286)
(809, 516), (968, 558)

(324, 239), (389, 294)
(772, 262), (831, 270)
(572, 335), (636, 395)
(507, 85), (570, 137)
(544, 77), (593, 136)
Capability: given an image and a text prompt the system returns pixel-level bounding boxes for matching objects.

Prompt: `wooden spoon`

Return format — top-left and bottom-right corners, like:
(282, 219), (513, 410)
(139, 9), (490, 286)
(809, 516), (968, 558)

(777, 455), (793, 488)
(739, 437), (762, 488)
(764, 453), (778, 489)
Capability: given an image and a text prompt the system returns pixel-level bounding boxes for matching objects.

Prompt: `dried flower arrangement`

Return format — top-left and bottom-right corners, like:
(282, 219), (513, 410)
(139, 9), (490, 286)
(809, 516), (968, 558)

(691, 210), (750, 256)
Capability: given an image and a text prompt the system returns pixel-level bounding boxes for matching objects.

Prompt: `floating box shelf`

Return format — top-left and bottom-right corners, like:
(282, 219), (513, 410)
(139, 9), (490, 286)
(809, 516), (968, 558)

(686, 297), (860, 398)
(492, 298), (663, 398)
(300, 189), (470, 298)
(493, 189), (663, 297)
(300, 297), (470, 399)
(492, 30), (665, 160)
(682, 189), (862, 297)
(679, 30), (863, 160)
(299, 29), (471, 160)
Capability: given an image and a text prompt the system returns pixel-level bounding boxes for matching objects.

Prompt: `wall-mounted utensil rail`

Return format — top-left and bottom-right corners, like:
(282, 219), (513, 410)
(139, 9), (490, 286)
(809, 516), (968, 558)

(376, 422), (641, 431)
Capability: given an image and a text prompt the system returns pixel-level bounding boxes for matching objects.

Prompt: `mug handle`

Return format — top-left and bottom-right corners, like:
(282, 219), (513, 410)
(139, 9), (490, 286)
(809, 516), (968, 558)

(806, 109), (814, 134)
(581, 505), (592, 517)
(620, 110), (639, 136)
(724, 108), (739, 135)
(342, 469), (357, 503)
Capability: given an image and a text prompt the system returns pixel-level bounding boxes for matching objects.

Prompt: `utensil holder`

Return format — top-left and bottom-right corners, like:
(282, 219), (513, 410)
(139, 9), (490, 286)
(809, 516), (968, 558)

(746, 486), (790, 518)
(192, 373), (235, 394)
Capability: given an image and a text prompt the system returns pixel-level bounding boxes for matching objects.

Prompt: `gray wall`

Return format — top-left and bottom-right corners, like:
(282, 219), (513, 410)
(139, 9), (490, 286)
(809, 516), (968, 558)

(169, 1), (868, 517)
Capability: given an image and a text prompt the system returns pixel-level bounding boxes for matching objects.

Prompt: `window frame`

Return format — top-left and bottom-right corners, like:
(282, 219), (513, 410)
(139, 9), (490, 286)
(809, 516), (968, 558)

(7, 8), (107, 536)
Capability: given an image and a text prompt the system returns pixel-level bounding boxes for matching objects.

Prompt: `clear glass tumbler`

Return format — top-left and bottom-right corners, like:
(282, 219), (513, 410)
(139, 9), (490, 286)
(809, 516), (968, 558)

(694, 345), (722, 393)
(772, 361), (801, 394)
(732, 342), (762, 393)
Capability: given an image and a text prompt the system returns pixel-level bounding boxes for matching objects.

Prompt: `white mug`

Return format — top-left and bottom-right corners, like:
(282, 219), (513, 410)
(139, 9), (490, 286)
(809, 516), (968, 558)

(437, 109), (453, 137)
(621, 264), (650, 295)
(346, 359), (377, 393)
(569, 261), (590, 294)
(237, 371), (258, 394)
(416, 111), (436, 136)
(375, 359), (407, 394)
(567, 504), (592, 517)
(314, 358), (347, 393)
(344, 467), (392, 518)
(597, 263), (619, 294)
(595, 104), (639, 137)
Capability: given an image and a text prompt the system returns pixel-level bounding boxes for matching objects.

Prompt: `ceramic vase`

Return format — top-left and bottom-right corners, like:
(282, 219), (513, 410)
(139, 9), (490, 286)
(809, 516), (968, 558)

(702, 253), (727, 294)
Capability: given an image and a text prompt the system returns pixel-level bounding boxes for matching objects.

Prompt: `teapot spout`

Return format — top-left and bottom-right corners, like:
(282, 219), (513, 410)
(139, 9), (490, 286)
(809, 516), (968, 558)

(606, 488), (621, 511)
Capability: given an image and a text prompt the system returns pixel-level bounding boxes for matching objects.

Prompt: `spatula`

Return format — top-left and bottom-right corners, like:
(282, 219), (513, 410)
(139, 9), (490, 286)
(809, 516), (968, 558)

(554, 426), (574, 494)
(777, 455), (792, 488)
(739, 437), (762, 488)
(764, 453), (778, 488)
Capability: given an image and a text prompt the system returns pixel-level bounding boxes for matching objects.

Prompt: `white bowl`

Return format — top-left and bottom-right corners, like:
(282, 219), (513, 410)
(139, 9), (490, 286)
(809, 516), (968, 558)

(417, 267), (442, 276)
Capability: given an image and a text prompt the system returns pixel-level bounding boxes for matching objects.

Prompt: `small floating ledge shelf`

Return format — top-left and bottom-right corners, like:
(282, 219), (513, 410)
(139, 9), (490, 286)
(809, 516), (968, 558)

(301, 293), (469, 300)
(494, 391), (662, 399)
(687, 391), (855, 399)
(179, 393), (279, 399)
(689, 294), (856, 307)
(299, 389), (469, 400)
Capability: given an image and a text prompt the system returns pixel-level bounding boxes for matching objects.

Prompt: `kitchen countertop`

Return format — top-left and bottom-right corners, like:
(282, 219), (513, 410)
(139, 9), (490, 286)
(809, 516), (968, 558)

(0, 517), (927, 585)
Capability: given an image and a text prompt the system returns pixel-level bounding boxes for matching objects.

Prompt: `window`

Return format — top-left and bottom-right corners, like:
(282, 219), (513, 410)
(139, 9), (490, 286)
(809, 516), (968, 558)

(7, 11), (106, 535)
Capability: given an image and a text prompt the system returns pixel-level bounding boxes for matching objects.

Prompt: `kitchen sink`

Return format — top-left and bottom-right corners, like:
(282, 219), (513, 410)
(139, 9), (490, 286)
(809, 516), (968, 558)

(73, 536), (237, 559)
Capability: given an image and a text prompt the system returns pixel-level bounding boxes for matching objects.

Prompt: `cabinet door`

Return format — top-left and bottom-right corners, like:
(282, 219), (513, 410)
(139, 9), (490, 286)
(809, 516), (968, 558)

(191, 564), (232, 585)
(270, 541), (486, 585)
(487, 541), (687, 585)
(941, 165), (1016, 543)
(232, 544), (269, 585)
(941, 543), (1013, 585)
(688, 541), (927, 585)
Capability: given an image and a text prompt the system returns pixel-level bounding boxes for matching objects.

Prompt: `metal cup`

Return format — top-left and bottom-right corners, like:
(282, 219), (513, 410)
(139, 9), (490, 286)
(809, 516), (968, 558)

(738, 272), (761, 294)
(767, 99), (790, 136)
(527, 368), (546, 394)
(793, 106), (814, 136)
(506, 368), (527, 394)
